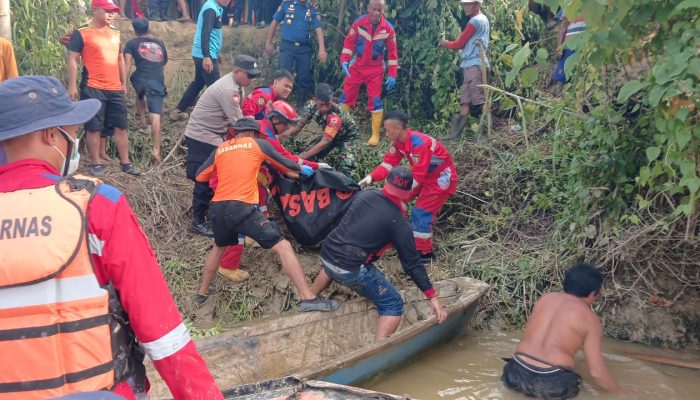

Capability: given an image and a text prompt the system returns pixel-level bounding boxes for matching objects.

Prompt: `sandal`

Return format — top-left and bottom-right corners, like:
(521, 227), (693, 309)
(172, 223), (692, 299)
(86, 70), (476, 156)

(120, 163), (142, 176)
(89, 164), (106, 177)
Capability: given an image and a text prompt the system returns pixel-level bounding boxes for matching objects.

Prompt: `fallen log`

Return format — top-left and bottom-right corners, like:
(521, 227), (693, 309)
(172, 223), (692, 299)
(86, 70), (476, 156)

(625, 352), (700, 370)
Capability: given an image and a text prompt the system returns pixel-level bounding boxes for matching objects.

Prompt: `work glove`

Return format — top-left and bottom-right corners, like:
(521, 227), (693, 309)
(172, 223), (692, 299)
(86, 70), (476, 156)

(341, 62), (351, 78)
(385, 76), (396, 91)
(317, 163), (333, 170)
(358, 175), (373, 187)
(300, 165), (314, 177)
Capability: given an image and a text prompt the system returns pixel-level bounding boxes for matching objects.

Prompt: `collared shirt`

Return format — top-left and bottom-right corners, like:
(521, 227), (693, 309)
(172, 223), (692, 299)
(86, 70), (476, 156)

(185, 73), (245, 146)
(242, 86), (275, 120)
(0, 159), (222, 399)
(273, 0), (322, 43)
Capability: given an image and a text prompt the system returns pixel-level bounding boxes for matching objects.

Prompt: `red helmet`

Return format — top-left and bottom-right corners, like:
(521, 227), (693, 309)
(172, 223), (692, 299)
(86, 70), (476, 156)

(267, 100), (299, 124)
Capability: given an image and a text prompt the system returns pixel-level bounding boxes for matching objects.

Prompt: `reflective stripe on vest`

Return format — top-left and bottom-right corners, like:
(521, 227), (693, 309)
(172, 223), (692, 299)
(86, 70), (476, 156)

(565, 17), (586, 39)
(0, 177), (115, 399)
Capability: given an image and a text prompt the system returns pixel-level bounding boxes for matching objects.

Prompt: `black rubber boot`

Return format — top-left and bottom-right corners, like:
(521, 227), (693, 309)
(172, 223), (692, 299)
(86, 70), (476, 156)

(440, 114), (468, 141)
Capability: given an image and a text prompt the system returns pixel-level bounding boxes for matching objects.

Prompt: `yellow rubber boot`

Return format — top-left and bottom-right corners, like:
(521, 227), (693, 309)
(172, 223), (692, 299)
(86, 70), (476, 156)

(339, 103), (351, 115)
(218, 267), (250, 283)
(368, 110), (383, 146)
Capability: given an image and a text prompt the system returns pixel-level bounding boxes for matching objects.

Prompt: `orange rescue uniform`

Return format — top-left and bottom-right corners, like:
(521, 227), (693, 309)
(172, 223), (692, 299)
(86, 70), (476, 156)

(195, 136), (301, 204)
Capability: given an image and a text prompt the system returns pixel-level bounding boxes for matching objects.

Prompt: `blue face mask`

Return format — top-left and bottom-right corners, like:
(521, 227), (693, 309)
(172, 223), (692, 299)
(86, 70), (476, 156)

(50, 127), (80, 176)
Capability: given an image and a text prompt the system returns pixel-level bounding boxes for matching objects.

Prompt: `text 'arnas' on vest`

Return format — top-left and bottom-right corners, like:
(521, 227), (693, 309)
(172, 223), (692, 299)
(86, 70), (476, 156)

(0, 216), (52, 240)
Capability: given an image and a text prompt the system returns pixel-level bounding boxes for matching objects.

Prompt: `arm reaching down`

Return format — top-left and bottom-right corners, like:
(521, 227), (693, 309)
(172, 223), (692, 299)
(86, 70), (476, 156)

(256, 138), (302, 174)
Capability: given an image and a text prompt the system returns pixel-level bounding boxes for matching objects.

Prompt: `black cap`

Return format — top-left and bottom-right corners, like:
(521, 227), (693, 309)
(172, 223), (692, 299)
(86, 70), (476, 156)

(232, 118), (262, 135)
(384, 166), (413, 200)
(233, 54), (261, 76)
(314, 83), (334, 102)
(0, 76), (100, 142)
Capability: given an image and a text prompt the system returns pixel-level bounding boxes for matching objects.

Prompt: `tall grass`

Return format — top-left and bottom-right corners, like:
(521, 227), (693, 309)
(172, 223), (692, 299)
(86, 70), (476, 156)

(11, 0), (86, 77)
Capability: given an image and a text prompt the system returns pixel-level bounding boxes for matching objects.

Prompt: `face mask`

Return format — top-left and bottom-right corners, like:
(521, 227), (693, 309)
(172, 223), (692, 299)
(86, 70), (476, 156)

(51, 127), (80, 176)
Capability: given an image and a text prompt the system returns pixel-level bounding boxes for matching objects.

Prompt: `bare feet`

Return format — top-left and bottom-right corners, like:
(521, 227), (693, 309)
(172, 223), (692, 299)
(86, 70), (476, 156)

(100, 153), (113, 163)
(151, 151), (161, 166)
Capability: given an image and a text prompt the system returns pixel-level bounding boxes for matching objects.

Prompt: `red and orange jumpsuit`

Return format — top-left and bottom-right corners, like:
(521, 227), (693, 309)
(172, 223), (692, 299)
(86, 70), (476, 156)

(370, 130), (458, 255)
(339, 14), (398, 113)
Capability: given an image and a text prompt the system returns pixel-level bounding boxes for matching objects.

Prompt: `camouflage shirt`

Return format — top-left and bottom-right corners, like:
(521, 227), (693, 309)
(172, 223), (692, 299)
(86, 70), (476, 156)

(301, 101), (358, 146)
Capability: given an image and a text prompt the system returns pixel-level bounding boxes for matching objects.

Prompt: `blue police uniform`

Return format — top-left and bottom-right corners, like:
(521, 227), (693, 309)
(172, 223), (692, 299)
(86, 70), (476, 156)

(273, 0), (322, 107)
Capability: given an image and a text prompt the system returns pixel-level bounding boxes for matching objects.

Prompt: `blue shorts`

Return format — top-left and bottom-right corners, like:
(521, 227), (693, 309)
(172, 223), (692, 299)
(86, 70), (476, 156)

(322, 259), (404, 316)
(130, 76), (167, 114)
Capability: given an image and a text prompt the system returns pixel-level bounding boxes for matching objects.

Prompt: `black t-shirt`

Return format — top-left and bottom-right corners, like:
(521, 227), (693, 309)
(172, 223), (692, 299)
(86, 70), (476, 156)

(123, 37), (168, 82)
(320, 189), (434, 293)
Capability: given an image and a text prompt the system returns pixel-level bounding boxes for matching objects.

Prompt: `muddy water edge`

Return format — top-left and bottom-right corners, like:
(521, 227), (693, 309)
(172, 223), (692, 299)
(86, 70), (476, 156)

(363, 331), (700, 400)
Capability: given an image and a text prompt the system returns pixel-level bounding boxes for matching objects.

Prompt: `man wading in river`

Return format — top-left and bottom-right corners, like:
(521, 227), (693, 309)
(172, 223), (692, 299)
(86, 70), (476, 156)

(502, 262), (635, 399)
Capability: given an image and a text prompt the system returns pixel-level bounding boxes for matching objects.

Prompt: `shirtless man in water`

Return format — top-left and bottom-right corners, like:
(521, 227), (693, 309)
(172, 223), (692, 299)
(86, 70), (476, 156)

(502, 262), (635, 399)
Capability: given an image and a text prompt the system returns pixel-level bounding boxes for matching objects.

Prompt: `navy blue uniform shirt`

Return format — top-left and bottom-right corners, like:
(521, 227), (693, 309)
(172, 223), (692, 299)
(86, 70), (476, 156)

(273, 0), (322, 43)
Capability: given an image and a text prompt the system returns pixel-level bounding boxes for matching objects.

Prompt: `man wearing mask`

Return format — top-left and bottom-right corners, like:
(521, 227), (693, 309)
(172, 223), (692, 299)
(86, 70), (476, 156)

(0, 76), (222, 399)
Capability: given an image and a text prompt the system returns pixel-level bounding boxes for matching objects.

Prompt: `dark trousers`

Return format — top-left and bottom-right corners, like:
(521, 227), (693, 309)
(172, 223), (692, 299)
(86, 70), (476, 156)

(148, 0), (170, 18)
(177, 57), (220, 112)
(185, 136), (217, 221)
(253, 0), (264, 23)
(265, 0), (281, 23)
(189, 0), (203, 21)
(279, 40), (313, 108)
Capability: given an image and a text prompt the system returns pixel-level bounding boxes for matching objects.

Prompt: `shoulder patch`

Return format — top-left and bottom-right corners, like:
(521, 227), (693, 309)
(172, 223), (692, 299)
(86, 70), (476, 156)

(389, 145), (397, 154)
(410, 134), (426, 148)
(96, 184), (122, 204)
(41, 173), (63, 182)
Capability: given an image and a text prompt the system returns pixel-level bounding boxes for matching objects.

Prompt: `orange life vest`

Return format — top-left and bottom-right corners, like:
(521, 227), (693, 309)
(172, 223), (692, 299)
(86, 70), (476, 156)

(0, 177), (135, 399)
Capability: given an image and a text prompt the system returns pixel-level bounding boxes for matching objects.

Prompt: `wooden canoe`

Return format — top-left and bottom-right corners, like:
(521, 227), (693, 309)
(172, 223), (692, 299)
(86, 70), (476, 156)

(222, 376), (411, 399)
(148, 277), (488, 398)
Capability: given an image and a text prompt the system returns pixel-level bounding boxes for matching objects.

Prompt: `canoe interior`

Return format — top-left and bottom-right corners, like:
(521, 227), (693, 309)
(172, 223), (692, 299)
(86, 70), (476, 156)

(147, 277), (488, 398)
(222, 377), (409, 400)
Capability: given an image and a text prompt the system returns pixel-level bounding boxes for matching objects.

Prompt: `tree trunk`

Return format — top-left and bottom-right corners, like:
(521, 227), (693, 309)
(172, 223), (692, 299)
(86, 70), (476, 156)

(0, 0), (11, 40)
(334, 0), (349, 49)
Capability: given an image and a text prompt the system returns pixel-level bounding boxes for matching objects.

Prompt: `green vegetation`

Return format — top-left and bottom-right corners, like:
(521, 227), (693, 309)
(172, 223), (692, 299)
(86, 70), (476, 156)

(11, 0), (698, 346)
(314, 0), (699, 343)
(11, 0), (84, 76)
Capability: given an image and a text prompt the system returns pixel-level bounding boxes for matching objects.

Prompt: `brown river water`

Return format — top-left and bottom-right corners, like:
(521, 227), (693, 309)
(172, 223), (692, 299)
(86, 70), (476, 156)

(363, 331), (700, 400)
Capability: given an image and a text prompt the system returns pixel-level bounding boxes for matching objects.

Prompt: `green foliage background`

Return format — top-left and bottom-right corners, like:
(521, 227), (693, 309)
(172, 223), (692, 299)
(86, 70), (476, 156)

(10, 0), (85, 76)
(10, 0), (698, 342)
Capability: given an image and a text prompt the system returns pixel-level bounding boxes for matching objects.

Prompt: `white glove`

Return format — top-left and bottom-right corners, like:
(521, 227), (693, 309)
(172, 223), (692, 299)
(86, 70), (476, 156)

(358, 175), (373, 187)
(317, 162), (333, 170)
